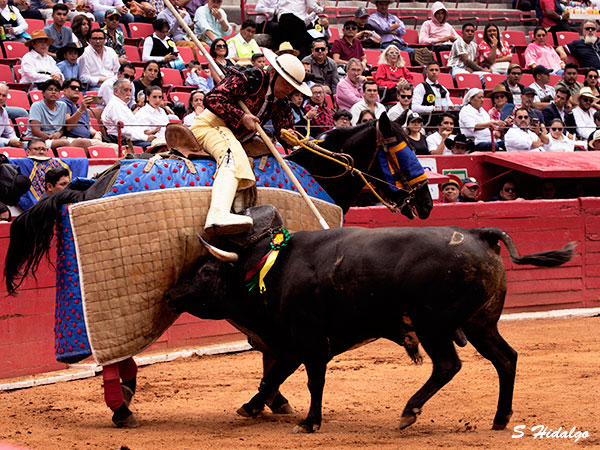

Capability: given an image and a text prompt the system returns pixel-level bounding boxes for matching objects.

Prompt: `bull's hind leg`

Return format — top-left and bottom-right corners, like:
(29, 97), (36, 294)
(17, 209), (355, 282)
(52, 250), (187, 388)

(292, 358), (327, 434)
(399, 335), (461, 429)
(462, 320), (517, 430)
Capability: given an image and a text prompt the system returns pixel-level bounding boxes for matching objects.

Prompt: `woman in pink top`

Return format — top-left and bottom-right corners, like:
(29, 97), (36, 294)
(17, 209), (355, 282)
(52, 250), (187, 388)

(374, 44), (414, 102)
(524, 27), (564, 74)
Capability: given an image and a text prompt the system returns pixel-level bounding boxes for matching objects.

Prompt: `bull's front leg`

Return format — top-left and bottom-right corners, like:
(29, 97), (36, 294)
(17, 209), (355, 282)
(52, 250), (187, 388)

(237, 356), (302, 418)
(292, 358), (327, 433)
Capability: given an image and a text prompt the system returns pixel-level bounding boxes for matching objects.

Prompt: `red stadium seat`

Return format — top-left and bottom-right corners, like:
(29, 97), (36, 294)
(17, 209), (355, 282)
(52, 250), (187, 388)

(56, 146), (87, 158)
(1, 147), (26, 158)
(502, 30), (527, 47)
(13, 64), (22, 82)
(364, 49), (382, 67)
(556, 32), (580, 47)
(29, 90), (43, 104)
(2, 41), (28, 60)
(475, 30), (484, 43)
(521, 73), (534, 86)
(410, 72), (424, 85)
(170, 91), (190, 105)
(403, 29), (419, 45)
(24, 18), (45, 33)
(482, 97), (493, 111)
(160, 68), (184, 86)
(549, 74), (561, 85)
(176, 46), (197, 63)
(0, 64), (15, 83)
(15, 116), (28, 136)
(455, 73), (482, 89)
(128, 22), (154, 39)
(88, 146), (118, 159)
(6, 90), (30, 110)
(125, 45), (141, 62)
(438, 51), (450, 66)
(438, 72), (455, 89)
(483, 73), (506, 88)
(133, 146), (144, 154)
(528, 31), (555, 47)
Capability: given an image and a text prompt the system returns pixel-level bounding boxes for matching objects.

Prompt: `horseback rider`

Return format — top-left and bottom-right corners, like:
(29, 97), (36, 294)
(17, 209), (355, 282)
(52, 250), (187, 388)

(192, 48), (312, 235)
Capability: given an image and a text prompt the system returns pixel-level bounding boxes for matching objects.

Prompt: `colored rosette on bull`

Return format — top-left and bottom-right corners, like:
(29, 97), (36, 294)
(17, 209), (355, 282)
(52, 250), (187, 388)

(245, 228), (292, 293)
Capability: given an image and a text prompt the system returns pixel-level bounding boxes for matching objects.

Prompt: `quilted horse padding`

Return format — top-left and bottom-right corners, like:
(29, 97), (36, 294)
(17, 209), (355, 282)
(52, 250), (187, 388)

(55, 158), (343, 366)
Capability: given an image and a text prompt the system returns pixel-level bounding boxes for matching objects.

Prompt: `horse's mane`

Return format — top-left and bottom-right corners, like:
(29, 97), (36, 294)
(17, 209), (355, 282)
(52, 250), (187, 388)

(4, 189), (86, 295)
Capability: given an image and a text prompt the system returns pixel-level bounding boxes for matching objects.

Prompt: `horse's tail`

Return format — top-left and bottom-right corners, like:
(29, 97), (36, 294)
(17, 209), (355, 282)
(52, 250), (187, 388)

(4, 189), (86, 295)
(475, 228), (575, 267)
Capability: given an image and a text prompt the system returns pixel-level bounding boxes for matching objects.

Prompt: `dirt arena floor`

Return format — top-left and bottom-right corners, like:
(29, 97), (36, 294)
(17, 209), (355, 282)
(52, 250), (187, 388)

(0, 316), (598, 449)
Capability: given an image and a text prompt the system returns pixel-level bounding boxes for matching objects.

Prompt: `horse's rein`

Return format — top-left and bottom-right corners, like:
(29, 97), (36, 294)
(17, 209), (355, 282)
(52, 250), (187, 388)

(280, 129), (401, 213)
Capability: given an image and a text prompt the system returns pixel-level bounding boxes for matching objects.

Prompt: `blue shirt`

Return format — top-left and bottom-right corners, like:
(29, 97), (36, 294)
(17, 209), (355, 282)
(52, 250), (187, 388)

(26, 100), (67, 138)
(43, 24), (74, 55)
(58, 97), (91, 139)
(57, 60), (79, 81)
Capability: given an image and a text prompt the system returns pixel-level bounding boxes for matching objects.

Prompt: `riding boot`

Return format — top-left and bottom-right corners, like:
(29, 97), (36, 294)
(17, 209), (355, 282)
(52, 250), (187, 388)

(204, 152), (253, 235)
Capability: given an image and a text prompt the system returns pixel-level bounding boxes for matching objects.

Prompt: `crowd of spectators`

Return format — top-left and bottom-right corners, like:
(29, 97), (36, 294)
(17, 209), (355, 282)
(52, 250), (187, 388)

(3, 0), (600, 212)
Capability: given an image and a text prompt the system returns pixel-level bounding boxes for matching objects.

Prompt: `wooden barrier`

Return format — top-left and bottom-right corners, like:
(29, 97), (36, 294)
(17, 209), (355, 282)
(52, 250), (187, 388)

(2, 198), (600, 380)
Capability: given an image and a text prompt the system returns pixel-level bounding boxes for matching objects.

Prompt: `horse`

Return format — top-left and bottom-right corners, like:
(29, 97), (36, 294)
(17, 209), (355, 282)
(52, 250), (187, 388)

(3, 114), (432, 427)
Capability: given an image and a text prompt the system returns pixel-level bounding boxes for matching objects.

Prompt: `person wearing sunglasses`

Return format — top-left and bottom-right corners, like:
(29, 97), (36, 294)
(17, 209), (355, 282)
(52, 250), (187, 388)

(582, 67), (600, 109)
(504, 106), (549, 152)
(79, 28), (120, 90)
(573, 87), (598, 139)
(493, 180), (521, 201)
(418, 2), (457, 51)
(302, 38), (339, 95)
(208, 38), (234, 82)
(331, 19), (367, 70)
(388, 83), (414, 121)
(102, 9), (128, 66)
(374, 44), (414, 103)
(541, 87), (577, 135)
(556, 21), (600, 70)
(547, 118), (575, 152)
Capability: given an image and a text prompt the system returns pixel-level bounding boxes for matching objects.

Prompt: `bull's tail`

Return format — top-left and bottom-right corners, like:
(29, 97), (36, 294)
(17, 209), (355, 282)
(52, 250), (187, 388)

(475, 228), (575, 267)
(4, 189), (86, 295)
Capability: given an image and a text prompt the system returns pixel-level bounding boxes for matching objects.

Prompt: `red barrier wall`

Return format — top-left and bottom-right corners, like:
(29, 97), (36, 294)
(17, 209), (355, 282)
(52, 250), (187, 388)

(2, 198), (599, 380)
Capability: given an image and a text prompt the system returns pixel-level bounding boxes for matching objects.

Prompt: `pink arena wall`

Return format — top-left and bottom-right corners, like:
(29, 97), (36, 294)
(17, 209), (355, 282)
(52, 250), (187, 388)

(2, 198), (600, 380)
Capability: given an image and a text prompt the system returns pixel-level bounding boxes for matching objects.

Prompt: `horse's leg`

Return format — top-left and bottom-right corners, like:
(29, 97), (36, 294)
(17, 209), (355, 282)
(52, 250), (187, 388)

(103, 362), (138, 428)
(399, 332), (461, 429)
(261, 355), (294, 414)
(238, 356), (302, 418)
(463, 317), (517, 430)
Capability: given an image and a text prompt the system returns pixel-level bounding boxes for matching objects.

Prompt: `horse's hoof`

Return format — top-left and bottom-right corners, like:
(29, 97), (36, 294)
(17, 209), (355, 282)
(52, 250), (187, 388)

(236, 403), (263, 418)
(268, 393), (295, 415)
(121, 385), (134, 408)
(292, 422), (319, 434)
(492, 411), (512, 430)
(492, 422), (507, 430)
(112, 412), (139, 428)
(398, 415), (417, 430)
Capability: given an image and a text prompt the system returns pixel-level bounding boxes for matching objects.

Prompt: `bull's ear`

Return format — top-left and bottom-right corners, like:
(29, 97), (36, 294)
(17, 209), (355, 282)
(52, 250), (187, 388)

(197, 234), (239, 262)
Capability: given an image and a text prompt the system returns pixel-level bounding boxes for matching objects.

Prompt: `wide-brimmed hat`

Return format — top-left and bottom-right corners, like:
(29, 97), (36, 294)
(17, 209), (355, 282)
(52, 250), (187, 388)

(589, 129), (600, 148)
(275, 41), (299, 57)
(57, 42), (84, 61)
(25, 29), (55, 49)
(577, 86), (598, 100)
(446, 133), (474, 152)
(485, 84), (513, 103)
(263, 48), (312, 97)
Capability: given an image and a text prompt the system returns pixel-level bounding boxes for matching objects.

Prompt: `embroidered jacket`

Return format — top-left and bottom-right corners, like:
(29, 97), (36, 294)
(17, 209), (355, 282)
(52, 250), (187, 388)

(204, 66), (294, 144)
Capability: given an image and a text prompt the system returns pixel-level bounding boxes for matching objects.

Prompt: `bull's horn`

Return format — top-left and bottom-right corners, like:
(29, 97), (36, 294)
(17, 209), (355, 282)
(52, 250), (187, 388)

(197, 234), (238, 262)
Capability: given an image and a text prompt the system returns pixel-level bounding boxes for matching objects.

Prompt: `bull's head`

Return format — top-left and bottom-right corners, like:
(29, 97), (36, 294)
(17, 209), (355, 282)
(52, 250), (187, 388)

(165, 237), (241, 319)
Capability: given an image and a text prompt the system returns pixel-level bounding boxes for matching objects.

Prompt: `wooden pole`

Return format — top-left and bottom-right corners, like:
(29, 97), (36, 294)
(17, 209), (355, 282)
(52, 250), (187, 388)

(162, 0), (330, 230)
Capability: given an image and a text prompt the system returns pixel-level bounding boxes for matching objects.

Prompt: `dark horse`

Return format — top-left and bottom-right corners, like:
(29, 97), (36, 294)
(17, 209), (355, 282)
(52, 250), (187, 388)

(3, 114), (433, 424)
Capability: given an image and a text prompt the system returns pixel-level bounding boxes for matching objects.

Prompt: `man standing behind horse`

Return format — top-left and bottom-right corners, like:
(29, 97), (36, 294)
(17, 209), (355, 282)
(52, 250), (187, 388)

(192, 48), (312, 235)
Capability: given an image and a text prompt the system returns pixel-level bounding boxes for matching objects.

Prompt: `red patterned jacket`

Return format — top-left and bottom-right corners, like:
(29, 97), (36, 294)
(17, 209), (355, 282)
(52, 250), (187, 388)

(204, 66), (294, 145)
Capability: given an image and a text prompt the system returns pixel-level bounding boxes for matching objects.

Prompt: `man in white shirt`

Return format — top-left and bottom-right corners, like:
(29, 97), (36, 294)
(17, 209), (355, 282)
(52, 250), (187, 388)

(78, 28), (120, 90)
(572, 87), (598, 139)
(98, 62), (136, 108)
(194, 0), (232, 46)
(350, 80), (386, 125)
(412, 62), (452, 115)
(448, 22), (489, 76)
(529, 65), (556, 110)
(459, 88), (505, 151)
(427, 113), (456, 154)
(504, 107), (550, 151)
(0, 0), (28, 42)
(388, 83), (413, 121)
(102, 79), (156, 149)
(0, 83), (24, 148)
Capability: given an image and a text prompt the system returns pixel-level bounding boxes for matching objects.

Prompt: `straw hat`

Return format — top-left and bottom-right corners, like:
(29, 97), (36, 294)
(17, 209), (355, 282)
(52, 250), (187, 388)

(263, 48), (312, 96)
(577, 86), (598, 100)
(589, 129), (600, 148)
(25, 29), (55, 49)
(485, 84), (513, 104)
(276, 41), (299, 57)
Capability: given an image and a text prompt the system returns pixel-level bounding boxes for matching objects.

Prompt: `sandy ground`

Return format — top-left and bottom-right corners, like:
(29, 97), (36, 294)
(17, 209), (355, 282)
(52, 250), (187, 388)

(0, 316), (599, 450)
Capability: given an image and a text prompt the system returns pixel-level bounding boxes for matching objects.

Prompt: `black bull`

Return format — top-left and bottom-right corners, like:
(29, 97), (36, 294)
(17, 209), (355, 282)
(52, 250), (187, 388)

(166, 217), (574, 433)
